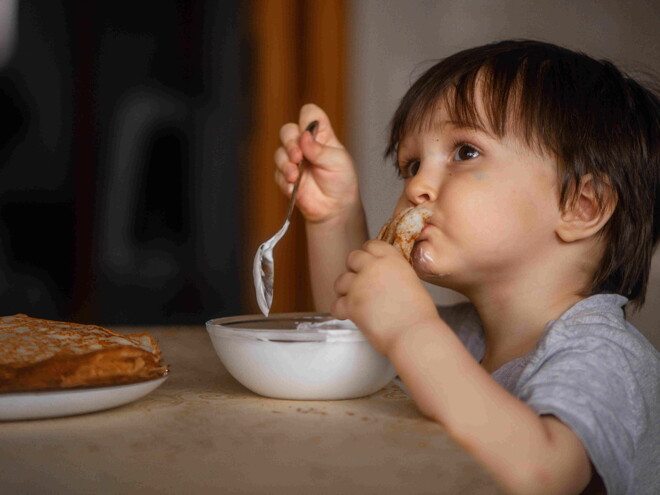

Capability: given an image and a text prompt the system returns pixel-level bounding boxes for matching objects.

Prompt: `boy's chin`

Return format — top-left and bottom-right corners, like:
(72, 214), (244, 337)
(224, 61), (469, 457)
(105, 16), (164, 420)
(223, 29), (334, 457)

(411, 244), (450, 282)
(415, 270), (450, 284)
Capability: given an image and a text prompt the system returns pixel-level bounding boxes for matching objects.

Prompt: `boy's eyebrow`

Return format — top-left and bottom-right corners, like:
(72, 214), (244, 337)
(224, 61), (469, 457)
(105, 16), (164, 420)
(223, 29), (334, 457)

(442, 119), (494, 138)
(396, 118), (496, 151)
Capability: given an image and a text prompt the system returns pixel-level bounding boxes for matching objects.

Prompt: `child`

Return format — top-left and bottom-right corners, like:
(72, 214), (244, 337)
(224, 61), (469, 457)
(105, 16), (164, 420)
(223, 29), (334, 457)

(273, 40), (659, 494)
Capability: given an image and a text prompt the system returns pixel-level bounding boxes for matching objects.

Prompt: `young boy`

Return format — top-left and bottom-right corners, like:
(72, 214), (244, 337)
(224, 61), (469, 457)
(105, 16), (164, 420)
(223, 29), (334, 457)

(273, 40), (659, 494)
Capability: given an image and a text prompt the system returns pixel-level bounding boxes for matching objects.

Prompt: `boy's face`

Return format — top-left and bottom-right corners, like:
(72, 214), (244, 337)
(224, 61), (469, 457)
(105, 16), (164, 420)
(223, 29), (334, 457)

(394, 105), (563, 292)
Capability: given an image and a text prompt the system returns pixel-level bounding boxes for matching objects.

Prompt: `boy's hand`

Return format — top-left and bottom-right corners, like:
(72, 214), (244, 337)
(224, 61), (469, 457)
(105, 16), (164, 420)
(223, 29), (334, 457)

(331, 240), (440, 355)
(274, 104), (360, 224)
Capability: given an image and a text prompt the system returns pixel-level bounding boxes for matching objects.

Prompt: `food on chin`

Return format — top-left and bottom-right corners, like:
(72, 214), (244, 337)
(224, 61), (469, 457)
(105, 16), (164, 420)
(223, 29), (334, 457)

(0, 314), (168, 393)
(377, 206), (432, 262)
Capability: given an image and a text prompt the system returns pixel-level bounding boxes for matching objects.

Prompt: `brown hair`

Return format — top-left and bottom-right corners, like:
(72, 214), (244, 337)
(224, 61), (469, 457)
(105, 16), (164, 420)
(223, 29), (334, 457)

(386, 39), (660, 308)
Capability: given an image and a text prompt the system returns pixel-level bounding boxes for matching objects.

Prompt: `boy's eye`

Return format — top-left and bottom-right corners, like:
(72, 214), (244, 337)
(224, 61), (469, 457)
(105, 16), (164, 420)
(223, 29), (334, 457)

(398, 159), (420, 179)
(453, 144), (480, 161)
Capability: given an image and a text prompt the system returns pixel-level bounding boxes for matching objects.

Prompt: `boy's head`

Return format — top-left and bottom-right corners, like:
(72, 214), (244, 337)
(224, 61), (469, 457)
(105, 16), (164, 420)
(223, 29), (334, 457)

(386, 39), (660, 307)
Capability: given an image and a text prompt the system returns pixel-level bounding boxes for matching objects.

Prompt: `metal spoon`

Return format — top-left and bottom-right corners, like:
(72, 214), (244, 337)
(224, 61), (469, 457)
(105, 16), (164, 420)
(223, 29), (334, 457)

(253, 120), (319, 316)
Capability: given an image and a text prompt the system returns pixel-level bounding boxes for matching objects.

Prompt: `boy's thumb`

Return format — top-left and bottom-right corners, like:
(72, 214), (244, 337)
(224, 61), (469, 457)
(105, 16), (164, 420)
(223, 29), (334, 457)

(302, 138), (350, 174)
(299, 129), (326, 164)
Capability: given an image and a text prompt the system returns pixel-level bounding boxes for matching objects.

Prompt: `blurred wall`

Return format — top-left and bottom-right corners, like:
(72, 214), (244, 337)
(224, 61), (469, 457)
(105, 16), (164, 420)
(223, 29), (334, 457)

(347, 0), (660, 348)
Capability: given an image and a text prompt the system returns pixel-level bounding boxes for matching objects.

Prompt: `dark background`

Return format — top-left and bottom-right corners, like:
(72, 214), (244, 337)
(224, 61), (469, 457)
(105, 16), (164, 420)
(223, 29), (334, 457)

(0, 0), (249, 324)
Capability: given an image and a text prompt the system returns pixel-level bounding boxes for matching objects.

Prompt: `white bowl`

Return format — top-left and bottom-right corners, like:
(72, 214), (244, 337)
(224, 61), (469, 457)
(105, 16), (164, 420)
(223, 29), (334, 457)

(205, 313), (397, 400)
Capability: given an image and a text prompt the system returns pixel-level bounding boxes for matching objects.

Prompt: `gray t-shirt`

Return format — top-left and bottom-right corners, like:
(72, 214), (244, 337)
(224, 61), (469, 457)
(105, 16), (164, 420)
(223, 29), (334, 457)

(438, 294), (660, 495)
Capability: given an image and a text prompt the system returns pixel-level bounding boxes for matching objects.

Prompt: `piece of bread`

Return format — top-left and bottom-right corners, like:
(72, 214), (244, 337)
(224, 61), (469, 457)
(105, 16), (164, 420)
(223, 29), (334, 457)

(377, 206), (432, 262)
(0, 314), (168, 393)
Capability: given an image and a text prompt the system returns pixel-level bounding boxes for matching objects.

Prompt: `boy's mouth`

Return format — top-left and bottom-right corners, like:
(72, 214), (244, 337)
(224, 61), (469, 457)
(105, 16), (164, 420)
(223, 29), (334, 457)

(416, 220), (433, 240)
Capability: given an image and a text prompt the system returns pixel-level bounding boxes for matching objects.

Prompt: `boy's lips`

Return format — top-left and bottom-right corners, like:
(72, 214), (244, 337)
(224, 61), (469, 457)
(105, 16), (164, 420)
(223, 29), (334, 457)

(417, 221), (433, 239)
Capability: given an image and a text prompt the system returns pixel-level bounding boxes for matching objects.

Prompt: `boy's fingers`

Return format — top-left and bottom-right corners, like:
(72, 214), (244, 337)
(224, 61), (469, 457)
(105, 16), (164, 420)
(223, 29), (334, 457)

(363, 239), (396, 256)
(280, 120), (339, 169)
(330, 296), (348, 321)
(274, 169), (294, 196)
(345, 249), (371, 273)
(280, 123), (303, 163)
(273, 146), (287, 166)
(299, 103), (342, 148)
(299, 132), (350, 172)
(333, 271), (356, 297)
(274, 147), (298, 182)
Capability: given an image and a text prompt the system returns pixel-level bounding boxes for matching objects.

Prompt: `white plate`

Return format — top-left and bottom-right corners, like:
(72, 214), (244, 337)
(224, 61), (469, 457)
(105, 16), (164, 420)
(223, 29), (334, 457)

(0, 376), (168, 421)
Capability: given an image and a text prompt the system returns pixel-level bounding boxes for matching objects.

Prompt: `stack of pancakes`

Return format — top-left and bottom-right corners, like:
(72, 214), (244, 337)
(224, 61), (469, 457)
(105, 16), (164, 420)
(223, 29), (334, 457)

(0, 314), (167, 393)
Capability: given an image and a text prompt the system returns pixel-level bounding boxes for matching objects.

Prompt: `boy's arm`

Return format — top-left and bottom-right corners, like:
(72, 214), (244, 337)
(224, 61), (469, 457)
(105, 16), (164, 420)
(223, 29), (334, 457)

(390, 322), (592, 495)
(274, 104), (367, 312)
(331, 234), (593, 494)
(306, 204), (368, 312)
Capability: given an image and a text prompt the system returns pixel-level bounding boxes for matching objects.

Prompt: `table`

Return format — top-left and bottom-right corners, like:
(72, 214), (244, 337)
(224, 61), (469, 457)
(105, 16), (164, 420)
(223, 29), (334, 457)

(0, 326), (500, 494)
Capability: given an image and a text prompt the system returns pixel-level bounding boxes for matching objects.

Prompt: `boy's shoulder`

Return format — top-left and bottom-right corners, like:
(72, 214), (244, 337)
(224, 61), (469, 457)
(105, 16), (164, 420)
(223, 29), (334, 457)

(540, 294), (659, 366)
(437, 294), (659, 364)
(524, 294), (659, 395)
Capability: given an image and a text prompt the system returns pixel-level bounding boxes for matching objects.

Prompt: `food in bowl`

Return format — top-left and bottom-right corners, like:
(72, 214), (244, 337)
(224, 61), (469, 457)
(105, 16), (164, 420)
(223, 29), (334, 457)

(205, 313), (396, 400)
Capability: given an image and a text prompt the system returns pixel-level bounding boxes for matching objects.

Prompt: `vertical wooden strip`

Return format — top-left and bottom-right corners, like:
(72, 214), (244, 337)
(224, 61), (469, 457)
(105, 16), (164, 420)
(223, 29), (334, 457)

(302, 0), (347, 135)
(241, 0), (346, 315)
(296, 0), (347, 312)
(241, 0), (298, 315)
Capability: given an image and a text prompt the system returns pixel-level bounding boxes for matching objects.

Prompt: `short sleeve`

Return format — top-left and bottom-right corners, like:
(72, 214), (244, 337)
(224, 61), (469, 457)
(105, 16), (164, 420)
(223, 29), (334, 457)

(514, 319), (660, 495)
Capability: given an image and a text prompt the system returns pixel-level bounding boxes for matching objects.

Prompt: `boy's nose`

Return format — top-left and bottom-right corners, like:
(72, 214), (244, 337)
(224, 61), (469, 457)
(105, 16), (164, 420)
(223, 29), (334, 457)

(405, 169), (438, 205)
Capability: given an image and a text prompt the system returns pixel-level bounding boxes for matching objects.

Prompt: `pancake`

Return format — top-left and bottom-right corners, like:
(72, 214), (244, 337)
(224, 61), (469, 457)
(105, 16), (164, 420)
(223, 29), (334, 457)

(377, 206), (432, 262)
(0, 314), (168, 393)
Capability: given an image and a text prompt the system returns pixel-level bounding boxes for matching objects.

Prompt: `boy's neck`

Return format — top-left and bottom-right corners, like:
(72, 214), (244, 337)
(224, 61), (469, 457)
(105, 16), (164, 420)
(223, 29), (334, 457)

(463, 236), (603, 372)
(469, 283), (585, 373)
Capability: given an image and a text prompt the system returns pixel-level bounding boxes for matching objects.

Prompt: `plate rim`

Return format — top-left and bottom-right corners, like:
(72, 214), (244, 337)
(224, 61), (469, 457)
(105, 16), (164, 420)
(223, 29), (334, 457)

(0, 375), (169, 421)
(0, 374), (169, 398)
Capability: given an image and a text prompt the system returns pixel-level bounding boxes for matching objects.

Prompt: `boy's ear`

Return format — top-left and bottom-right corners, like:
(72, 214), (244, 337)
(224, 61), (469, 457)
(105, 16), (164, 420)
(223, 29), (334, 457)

(556, 174), (616, 243)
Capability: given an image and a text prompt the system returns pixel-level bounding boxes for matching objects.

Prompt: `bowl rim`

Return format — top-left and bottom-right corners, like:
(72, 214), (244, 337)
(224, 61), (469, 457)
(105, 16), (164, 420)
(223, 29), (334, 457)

(205, 312), (366, 343)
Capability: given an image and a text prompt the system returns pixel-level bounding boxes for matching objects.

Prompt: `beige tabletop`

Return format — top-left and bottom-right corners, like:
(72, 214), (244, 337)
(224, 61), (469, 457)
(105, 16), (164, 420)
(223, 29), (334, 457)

(0, 326), (500, 494)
